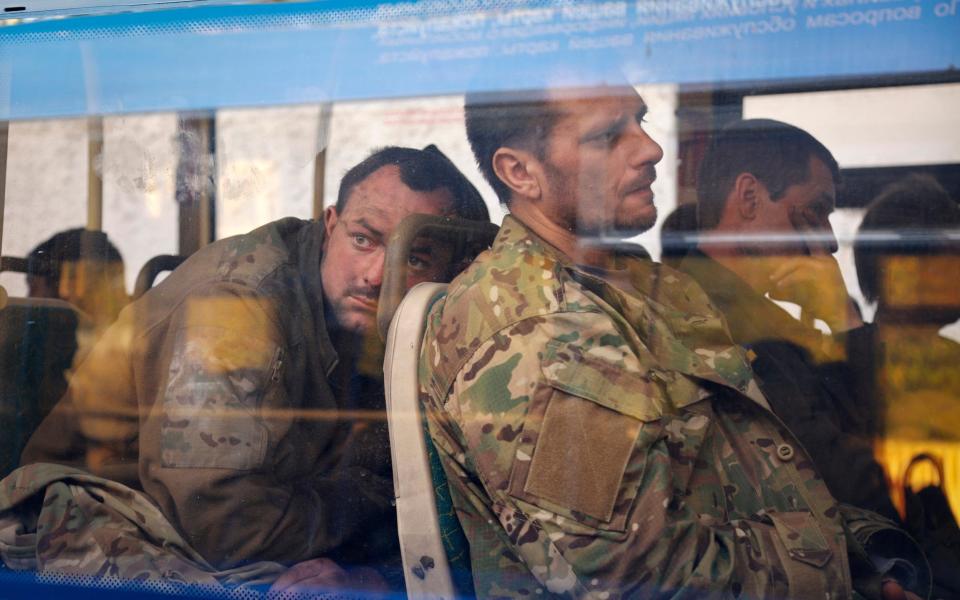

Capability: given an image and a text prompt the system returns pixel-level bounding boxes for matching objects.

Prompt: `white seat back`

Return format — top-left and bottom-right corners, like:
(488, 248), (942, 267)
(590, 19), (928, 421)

(383, 282), (456, 599)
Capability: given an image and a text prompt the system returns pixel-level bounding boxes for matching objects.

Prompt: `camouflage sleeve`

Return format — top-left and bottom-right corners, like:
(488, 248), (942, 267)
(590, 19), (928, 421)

(139, 285), (393, 567)
(434, 309), (845, 598)
(841, 504), (931, 597)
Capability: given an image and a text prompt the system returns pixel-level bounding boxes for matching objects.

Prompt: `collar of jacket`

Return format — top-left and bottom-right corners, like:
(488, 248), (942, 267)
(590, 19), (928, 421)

(677, 248), (841, 365)
(293, 218), (338, 376)
(488, 216), (757, 398)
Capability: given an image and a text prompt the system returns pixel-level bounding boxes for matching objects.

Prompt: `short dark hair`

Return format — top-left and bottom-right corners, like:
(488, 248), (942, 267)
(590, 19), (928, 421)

(27, 228), (123, 283)
(464, 90), (560, 205)
(854, 174), (960, 304)
(336, 145), (489, 222)
(696, 119), (841, 230)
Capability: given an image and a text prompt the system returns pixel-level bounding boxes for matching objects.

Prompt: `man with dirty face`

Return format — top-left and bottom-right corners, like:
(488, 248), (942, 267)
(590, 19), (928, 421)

(14, 145), (489, 592)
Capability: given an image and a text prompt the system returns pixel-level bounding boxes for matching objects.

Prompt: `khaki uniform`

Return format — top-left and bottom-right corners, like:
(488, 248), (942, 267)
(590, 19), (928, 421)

(421, 216), (883, 598)
(19, 218), (396, 571)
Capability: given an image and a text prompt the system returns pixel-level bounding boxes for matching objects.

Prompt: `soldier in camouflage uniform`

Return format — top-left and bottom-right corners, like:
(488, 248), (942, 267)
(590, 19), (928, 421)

(420, 87), (924, 598)
(5, 146), (489, 591)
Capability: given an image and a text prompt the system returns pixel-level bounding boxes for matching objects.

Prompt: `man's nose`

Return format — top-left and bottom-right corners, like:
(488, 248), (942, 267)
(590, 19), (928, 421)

(361, 252), (385, 288)
(58, 267), (81, 302)
(807, 222), (839, 255)
(823, 226), (839, 255)
(625, 125), (664, 169)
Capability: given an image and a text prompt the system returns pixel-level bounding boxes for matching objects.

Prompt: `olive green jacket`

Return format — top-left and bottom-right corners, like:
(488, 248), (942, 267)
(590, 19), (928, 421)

(20, 217), (396, 570)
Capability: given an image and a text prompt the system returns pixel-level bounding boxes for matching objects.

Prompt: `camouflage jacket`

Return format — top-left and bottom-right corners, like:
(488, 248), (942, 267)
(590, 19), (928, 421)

(421, 216), (864, 599)
(20, 218), (397, 571)
(0, 462), (284, 591)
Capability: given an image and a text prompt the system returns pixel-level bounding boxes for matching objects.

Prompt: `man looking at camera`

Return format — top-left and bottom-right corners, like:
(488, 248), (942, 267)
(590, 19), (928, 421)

(8, 145), (489, 592)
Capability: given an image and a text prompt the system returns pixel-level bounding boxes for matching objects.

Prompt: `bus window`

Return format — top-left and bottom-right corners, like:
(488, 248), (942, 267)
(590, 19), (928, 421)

(0, 1), (957, 599)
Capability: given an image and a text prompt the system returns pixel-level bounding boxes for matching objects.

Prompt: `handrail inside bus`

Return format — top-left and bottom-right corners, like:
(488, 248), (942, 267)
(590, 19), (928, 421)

(0, 256), (27, 274)
(133, 254), (186, 299)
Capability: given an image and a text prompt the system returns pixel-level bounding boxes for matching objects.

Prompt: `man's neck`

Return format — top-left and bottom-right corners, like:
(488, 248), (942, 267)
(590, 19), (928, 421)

(508, 201), (615, 268)
(329, 325), (387, 380)
(698, 241), (773, 295)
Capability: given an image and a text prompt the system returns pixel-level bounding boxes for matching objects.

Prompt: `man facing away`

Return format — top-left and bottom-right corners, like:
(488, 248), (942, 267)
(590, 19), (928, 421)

(677, 120), (902, 522)
(419, 86), (923, 598)
(6, 145), (489, 591)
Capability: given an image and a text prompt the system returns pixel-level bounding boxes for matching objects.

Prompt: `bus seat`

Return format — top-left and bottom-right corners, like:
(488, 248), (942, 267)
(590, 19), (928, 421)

(133, 255), (185, 299)
(423, 404), (475, 598)
(0, 296), (79, 478)
(384, 282), (473, 599)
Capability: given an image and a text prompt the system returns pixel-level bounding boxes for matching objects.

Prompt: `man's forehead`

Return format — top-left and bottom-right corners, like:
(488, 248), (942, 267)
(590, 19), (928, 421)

(340, 201), (390, 226)
(546, 85), (644, 113)
(340, 164), (454, 223)
(808, 156), (838, 200)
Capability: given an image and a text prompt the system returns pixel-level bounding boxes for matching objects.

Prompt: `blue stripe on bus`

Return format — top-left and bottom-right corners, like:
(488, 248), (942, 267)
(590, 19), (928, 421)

(1, 0), (957, 119)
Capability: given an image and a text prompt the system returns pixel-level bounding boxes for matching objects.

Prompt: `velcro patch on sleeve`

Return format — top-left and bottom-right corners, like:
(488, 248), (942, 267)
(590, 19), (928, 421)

(524, 391), (642, 523)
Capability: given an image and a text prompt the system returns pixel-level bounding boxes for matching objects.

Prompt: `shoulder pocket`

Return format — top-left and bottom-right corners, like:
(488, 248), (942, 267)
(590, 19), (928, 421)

(507, 355), (665, 532)
(160, 327), (278, 470)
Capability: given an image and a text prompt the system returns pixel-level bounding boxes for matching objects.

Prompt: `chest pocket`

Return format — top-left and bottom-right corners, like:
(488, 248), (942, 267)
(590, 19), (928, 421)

(507, 353), (678, 532)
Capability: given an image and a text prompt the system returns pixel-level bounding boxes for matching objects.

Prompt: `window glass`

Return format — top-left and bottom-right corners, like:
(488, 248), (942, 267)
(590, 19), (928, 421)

(1, 2), (958, 599)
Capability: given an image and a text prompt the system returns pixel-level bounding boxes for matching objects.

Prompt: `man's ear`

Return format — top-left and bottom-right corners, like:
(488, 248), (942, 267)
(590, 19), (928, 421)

(322, 205), (339, 242)
(492, 147), (543, 202)
(730, 172), (762, 221)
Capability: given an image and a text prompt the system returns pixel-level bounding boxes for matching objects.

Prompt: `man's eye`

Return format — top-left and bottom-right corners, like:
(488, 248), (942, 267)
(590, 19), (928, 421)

(408, 254), (429, 270)
(352, 234), (371, 248)
(588, 129), (618, 146)
(805, 205), (831, 223)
